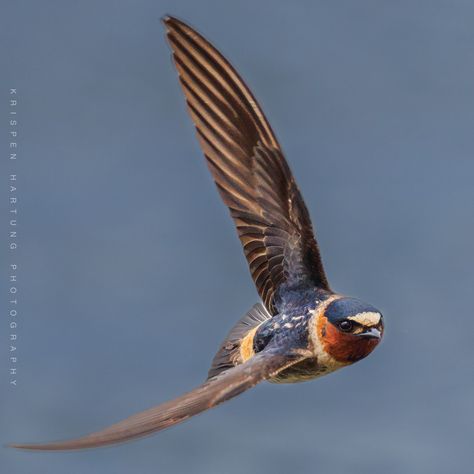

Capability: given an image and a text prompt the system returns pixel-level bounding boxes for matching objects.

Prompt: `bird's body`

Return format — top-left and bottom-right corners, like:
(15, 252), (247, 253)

(12, 15), (384, 451)
(208, 291), (382, 385)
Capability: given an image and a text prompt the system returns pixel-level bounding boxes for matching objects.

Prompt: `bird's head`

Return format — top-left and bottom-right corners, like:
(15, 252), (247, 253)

(317, 296), (384, 364)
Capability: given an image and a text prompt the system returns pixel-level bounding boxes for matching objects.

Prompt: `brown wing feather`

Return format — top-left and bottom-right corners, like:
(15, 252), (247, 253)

(163, 16), (329, 314)
(11, 349), (306, 450)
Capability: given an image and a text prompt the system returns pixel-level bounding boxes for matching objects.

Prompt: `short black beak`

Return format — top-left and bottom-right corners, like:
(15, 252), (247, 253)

(359, 327), (381, 339)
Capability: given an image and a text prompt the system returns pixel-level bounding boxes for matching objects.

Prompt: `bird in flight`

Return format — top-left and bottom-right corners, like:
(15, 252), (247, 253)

(12, 15), (384, 451)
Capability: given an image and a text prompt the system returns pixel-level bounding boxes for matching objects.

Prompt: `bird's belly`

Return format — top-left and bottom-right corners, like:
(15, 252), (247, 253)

(268, 357), (335, 384)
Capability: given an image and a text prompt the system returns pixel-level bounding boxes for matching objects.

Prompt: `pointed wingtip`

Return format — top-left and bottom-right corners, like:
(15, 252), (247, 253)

(161, 14), (183, 28)
(8, 440), (109, 451)
(9, 443), (44, 451)
(8, 436), (121, 451)
(161, 14), (171, 25)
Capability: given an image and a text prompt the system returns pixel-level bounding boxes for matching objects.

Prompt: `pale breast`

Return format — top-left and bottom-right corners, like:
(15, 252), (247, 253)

(268, 357), (329, 384)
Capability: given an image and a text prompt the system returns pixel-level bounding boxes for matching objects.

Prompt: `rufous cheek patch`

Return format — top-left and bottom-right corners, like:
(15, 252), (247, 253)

(322, 323), (379, 363)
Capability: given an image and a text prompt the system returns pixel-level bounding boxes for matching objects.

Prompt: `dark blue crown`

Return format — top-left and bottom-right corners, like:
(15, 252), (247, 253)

(325, 297), (381, 323)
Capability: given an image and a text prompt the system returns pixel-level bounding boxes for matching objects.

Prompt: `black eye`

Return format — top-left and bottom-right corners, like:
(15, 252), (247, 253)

(338, 320), (353, 332)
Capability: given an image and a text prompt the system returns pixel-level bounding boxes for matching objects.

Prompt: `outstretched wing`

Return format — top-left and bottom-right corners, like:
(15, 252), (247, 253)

(10, 348), (307, 451)
(163, 16), (330, 314)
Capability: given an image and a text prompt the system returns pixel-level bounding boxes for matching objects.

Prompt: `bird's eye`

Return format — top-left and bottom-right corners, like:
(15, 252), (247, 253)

(338, 320), (353, 332)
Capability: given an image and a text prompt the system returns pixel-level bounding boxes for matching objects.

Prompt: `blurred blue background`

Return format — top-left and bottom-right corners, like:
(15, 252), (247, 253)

(2, 1), (473, 473)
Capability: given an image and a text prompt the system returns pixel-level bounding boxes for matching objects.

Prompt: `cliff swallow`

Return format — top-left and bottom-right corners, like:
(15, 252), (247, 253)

(12, 15), (384, 451)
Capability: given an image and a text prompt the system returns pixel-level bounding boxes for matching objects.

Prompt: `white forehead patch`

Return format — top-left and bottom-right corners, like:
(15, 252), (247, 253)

(347, 311), (381, 327)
